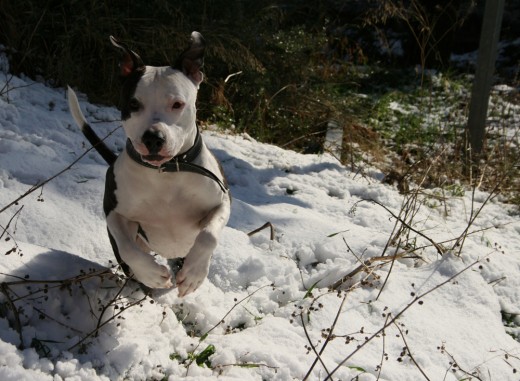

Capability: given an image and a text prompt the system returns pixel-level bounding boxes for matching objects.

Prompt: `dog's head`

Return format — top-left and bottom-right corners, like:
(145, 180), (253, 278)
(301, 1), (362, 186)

(110, 32), (205, 167)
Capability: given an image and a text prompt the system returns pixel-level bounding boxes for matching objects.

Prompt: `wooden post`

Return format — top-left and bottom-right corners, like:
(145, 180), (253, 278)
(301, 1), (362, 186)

(467, 0), (505, 157)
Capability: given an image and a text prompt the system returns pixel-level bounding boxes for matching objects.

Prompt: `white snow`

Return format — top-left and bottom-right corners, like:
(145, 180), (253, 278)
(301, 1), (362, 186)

(1, 51), (519, 381)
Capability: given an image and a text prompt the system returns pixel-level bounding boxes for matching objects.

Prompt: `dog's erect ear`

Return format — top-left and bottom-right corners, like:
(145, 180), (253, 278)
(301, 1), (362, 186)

(174, 31), (205, 86)
(109, 36), (144, 77)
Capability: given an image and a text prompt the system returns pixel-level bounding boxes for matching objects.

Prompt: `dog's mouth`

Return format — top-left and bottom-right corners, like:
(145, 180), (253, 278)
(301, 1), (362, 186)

(141, 154), (173, 167)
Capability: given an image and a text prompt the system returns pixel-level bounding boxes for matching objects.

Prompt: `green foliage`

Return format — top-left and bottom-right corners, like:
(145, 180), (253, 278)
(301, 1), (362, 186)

(195, 344), (216, 367)
(362, 71), (471, 152)
(502, 311), (520, 342)
(170, 343), (216, 368)
(0, 0), (262, 105)
(1, 0), (518, 203)
(0, 0), (353, 152)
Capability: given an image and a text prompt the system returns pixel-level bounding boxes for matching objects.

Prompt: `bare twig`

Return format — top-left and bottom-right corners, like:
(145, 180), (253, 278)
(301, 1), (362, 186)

(443, 347), (484, 381)
(0, 206), (23, 241)
(95, 276), (135, 331)
(1, 269), (113, 287)
(0, 268), (128, 352)
(213, 362), (278, 371)
(281, 130), (327, 149)
(247, 222), (275, 240)
(363, 199), (445, 255)
(68, 292), (148, 352)
(375, 315), (391, 380)
(303, 292), (348, 380)
(0, 283), (23, 347)
(200, 284), (271, 340)
(393, 321), (432, 380)
(26, 302), (83, 335)
(183, 284), (272, 375)
(324, 259), (481, 380)
(0, 205), (24, 256)
(330, 254), (408, 291)
(0, 126), (121, 214)
(452, 182), (502, 255)
(375, 239), (401, 300)
(301, 312), (333, 380)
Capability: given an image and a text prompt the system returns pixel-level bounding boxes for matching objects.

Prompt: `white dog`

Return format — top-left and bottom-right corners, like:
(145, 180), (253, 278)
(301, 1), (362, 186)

(67, 32), (230, 297)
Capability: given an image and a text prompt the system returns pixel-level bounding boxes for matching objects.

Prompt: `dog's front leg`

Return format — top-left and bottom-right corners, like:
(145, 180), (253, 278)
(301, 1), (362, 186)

(176, 196), (231, 297)
(106, 212), (173, 288)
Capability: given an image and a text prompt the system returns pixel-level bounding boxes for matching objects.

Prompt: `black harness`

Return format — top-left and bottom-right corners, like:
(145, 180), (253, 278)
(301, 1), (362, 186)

(125, 129), (228, 193)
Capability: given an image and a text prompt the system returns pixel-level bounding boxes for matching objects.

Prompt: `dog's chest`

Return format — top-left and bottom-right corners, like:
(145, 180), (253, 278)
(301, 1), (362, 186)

(110, 155), (222, 226)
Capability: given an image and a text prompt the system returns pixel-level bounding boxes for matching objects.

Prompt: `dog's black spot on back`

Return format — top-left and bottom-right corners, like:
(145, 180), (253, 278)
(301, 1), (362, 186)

(103, 165), (118, 215)
(103, 163), (147, 279)
(107, 228), (131, 276)
(103, 165), (132, 275)
(120, 67), (145, 120)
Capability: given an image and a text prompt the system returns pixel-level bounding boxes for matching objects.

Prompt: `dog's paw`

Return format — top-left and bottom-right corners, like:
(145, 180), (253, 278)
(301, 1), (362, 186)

(175, 262), (209, 297)
(132, 262), (173, 289)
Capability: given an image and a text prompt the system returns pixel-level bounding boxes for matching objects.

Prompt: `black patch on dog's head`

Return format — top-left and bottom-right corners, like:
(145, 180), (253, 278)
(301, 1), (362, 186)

(111, 32), (205, 120)
(110, 36), (146, 120)
(119, 67), (145, 121)
(173, 31), (205, 85)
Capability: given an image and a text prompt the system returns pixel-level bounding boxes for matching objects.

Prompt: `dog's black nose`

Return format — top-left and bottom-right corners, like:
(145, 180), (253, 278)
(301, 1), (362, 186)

(142, 130), (165, 154)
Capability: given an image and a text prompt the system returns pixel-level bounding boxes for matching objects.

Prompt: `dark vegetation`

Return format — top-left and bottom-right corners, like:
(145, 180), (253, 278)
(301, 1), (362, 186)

(0, 0), (519, 203)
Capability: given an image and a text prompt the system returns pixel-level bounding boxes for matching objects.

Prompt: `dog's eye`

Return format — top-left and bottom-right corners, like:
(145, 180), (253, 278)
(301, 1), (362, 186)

(172, 101), (184, 110)
(129, 98), (141, 112)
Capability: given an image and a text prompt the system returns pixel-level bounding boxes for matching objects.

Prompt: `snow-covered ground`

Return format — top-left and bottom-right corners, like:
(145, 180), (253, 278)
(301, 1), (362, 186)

(1, 52), (519, 381)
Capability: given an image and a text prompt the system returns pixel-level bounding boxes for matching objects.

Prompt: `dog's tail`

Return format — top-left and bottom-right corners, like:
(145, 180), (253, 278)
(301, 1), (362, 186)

(67, 86), (117, 166)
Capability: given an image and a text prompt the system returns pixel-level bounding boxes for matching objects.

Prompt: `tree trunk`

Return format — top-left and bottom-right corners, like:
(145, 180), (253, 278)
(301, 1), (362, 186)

(467, 0), (505, 158)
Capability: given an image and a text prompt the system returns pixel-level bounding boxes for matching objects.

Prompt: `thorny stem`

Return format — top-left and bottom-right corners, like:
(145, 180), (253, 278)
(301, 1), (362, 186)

(200, 284), (271, 340)
(443, 347), (484, 381)
(1, 269), (113, 287)
(303, 292), (348, 380)
(95, 276), (137, 331)
(0, 269), (118, 349)
(0, 126), (121, 215)
(452, 182), (501, 255)
(365, 198), (445, 255)
(375, 314), (391, 381)
(393, 321), (431, 381)
(184, 284), (271, 375)
(68, 292), (148, 352)
(247, 222), (275, 240)
(323, 259), (481, 381)
(0, 283), (23, 347)
(330, 254), (406, 291)
(375, 239), (401, 301)
(3, 265), (154, 353)
(0, 205), (24, 242)
(301, 313), (332, 380)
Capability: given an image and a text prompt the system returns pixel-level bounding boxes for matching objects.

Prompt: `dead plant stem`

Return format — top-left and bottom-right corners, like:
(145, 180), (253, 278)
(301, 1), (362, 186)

(375, 314), (391, 381)
(0, 283), (23, 347)
(393, 321), (432, 380)
(303, 292), (348, 380)
(68, 293), (148, 352)
(324, 259), (480, 381)
(0, 126), (121, 215)
(366, 199), (445, 255)
(301, 312), (333, 380)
